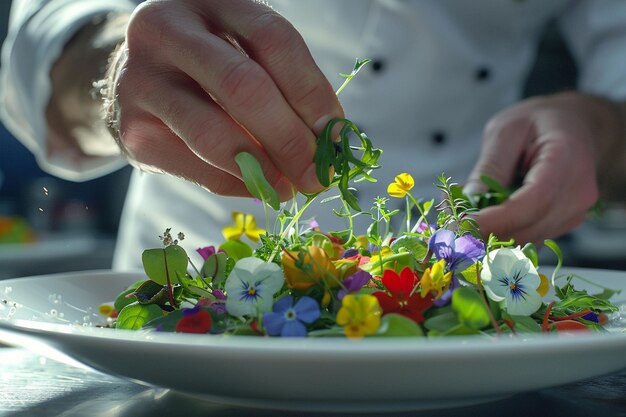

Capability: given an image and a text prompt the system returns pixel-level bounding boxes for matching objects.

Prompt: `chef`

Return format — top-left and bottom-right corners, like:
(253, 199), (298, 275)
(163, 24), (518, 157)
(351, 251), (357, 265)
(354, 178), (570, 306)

(2, 0), (625, 269)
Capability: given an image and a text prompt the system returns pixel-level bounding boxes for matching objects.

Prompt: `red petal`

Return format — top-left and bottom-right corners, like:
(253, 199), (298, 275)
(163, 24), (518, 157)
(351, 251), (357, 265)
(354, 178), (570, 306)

(381, 269), (407, 296)
(175, 310), (212, 333)
(373, 291), (400, 315)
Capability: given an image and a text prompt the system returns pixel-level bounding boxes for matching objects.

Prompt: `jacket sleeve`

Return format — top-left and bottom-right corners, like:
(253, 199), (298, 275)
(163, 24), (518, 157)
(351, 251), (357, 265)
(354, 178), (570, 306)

(0, 0), (137, 181)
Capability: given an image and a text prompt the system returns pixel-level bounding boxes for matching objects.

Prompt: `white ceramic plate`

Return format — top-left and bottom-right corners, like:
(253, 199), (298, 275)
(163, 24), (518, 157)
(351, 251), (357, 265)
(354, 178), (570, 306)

(0, 269), (625, 412)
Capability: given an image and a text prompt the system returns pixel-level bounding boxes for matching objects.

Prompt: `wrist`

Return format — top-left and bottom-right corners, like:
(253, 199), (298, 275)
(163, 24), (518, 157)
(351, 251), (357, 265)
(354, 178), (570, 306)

(46, 12), (130, 157)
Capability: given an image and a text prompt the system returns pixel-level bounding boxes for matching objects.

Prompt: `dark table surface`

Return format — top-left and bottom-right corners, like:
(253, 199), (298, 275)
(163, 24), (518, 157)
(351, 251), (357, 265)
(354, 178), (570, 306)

(1, 347), (624, 417)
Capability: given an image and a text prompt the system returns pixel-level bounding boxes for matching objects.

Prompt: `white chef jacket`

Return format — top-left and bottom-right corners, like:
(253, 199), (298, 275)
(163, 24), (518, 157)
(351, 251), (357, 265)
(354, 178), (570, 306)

(3, 0), (626, 270)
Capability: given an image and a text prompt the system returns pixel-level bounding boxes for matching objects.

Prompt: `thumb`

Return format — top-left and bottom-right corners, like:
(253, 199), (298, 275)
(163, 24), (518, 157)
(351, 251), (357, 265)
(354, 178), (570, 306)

(464, 117), (534, 195)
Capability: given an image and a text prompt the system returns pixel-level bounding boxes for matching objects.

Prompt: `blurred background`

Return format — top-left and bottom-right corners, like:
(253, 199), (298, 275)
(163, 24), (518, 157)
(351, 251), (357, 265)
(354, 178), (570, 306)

(0, 1), (625, 279)
(0, 1), (132, 278)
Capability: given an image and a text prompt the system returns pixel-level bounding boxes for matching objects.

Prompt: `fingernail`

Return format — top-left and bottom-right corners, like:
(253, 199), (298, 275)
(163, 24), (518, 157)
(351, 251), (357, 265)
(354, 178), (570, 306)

(302, 163), (324, 193)
(313, 115), (333, 136)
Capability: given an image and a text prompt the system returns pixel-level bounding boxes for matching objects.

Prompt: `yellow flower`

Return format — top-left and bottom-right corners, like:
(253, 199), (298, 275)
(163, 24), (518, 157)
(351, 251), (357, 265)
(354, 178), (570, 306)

(222, 212), (264, 242)
(336, 294), (382, 338)
(537, 273), (550, 297)
(420, 259), (453, 299)
(282, 246), (338, 290)
(98, 303), (115, 317)
(387, 173), (414, 198)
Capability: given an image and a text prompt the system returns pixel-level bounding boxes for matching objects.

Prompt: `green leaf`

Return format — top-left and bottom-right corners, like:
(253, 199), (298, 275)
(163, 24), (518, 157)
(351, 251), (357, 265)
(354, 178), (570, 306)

(424, 311), (459, 332)
(543, 239), (562, 285)
(134, 279), (167, 305)
(115, 302), (163, 330)
(114, 280), (145, 312)
(219, 239), (253, 262)
(376, 314), (424, 337)
(200, 252), (229, 285)
(480, 175), (510, 195)
(508, 314), (542, 333)
(360, 252), (414, 274)
(451, 287), (490, 330)
(521, 242), (539, 267)
(235, 152), (280, 210)
(142, 245), (188, 285)
(389, 235), (428, 260)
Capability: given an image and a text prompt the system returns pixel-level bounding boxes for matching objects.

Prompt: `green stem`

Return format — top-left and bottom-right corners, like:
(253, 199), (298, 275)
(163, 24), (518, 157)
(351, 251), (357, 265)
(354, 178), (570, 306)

(407, 193), (430, 236)
(405, 195), (411, 233)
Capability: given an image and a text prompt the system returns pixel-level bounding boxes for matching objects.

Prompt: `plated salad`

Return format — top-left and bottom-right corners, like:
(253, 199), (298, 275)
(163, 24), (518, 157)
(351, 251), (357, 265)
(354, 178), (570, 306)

(102, 60), (620, 338)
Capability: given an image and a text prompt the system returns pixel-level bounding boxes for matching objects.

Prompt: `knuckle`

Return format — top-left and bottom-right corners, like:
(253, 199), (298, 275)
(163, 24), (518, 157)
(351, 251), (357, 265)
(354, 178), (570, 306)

(290, 79), (330, 113)
(127, 1), (183, 50)
(275, 128), (309, 169)
(218, 58), (272, 109)
(186, 116), (222, 157)
(246, 11), (296, 56)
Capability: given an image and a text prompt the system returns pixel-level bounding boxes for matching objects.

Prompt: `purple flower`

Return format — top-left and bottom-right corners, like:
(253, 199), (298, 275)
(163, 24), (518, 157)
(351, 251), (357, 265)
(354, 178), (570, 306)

(582, 312), (599, 323)
(428, 229), (485, 274)
(197, 289), (226, 315)
(368, 243), (379, 253)
(341, 248), (359, 259)
(196, 246), (216, 260)
(428, 230), (485, 307)
(262, 296), (320, 337)
(338, 270), (371, 300)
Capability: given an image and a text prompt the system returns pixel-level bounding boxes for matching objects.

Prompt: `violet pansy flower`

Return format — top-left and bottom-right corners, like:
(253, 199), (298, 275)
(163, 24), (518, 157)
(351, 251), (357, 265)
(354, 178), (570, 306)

(338, 270), (371, 300)
(428, 229), (485, 274)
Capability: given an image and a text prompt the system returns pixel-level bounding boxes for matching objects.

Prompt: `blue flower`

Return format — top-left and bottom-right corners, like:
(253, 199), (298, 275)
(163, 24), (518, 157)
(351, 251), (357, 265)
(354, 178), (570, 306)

(262, 296), (320, 337)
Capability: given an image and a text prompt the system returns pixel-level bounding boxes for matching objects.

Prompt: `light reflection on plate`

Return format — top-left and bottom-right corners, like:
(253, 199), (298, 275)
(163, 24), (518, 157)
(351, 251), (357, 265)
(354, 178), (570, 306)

(0, 269), (624, 412)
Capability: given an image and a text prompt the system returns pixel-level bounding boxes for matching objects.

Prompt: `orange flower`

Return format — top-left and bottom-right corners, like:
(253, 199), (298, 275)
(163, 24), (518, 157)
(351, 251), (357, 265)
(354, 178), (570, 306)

(282, 246), (338, 290)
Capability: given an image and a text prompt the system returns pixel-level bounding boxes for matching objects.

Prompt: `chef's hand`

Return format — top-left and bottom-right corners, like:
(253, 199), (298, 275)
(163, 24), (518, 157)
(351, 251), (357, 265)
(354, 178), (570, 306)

(50, 0), (343, 199)
(464, 92), (622, 244)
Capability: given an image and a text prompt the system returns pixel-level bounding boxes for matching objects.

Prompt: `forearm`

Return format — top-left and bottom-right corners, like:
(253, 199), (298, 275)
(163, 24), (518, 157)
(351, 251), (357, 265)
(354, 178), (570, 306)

(45, 12), (130, 158)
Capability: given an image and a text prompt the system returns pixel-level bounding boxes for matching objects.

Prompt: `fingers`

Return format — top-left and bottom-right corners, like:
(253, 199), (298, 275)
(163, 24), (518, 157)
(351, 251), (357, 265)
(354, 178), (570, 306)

(119, 114), (253, 197)
(474, 131), (598, 244)
(134, 73), (294, 196)
(127, 0), (343, 194)
(464, 116), (534, 194)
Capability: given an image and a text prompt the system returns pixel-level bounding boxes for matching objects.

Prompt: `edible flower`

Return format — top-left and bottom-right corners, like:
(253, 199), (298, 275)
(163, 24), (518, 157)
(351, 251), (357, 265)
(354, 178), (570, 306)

(224, 257), (284, 317)
(372, 267), (434, 323)
(338, 270), (372, 300)
(387, 173), (414, 198)
(222, 212), (264, 242)
(481, 247), (542, 316)
(175, 306), (212, 333)
(196, 245), (216, 260)
(263, 295), (320, 337)
(282, 246), (338, 290)
(428, 229), (485, 275)
(336, 294), (382, 338)
(420, 259), (453, 299)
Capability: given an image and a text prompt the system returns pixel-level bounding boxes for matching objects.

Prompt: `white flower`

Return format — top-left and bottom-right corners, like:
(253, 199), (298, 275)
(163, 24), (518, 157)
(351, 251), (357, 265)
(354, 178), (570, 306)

(481, 247), (542, 316)
(225, 257), (284, 317)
